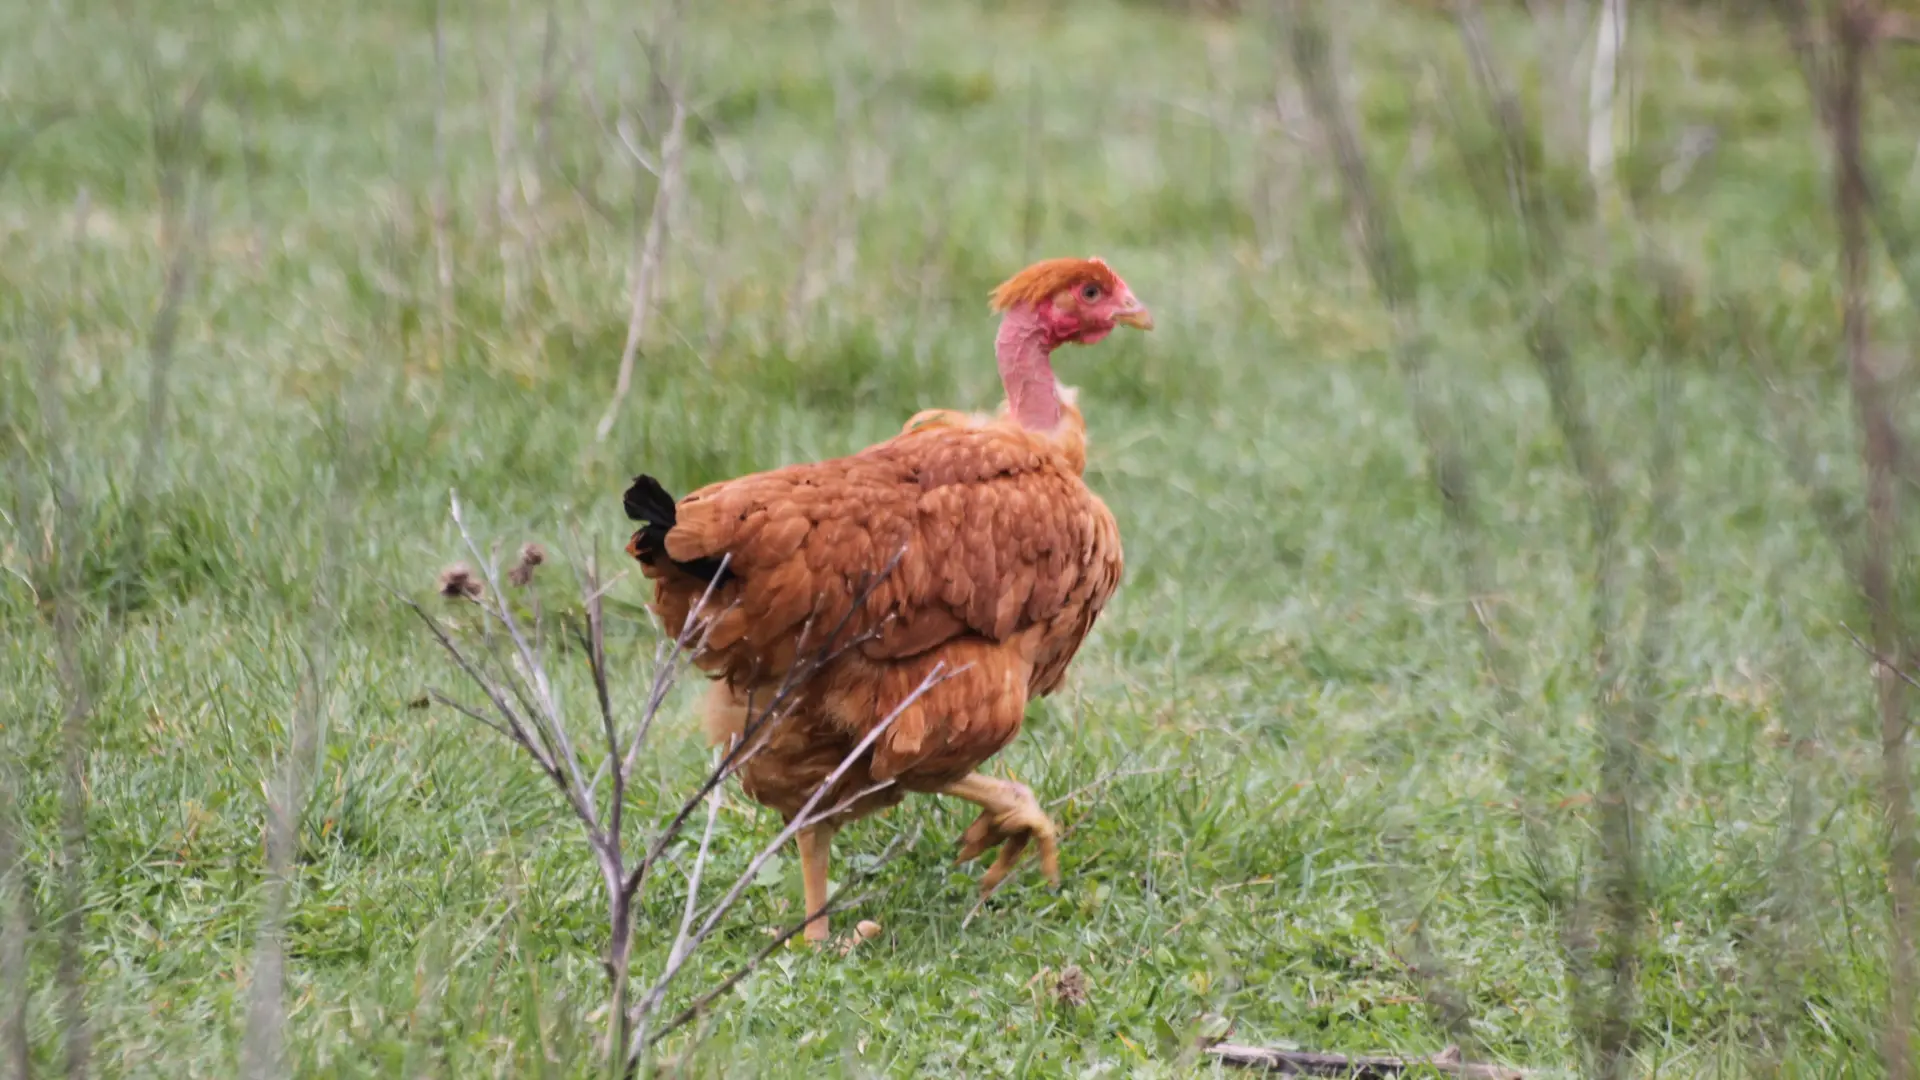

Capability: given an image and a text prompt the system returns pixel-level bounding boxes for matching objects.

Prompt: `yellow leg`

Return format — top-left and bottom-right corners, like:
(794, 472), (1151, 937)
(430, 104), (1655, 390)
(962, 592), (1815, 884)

(796, 823), (839, 945)
(940, 773), (1061, 898)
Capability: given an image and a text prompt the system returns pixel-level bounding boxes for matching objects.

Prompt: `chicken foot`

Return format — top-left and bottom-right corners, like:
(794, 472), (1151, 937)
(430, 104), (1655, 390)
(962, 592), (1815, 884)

(941, 773), (1061, 898)
(795, 822), (840, 945)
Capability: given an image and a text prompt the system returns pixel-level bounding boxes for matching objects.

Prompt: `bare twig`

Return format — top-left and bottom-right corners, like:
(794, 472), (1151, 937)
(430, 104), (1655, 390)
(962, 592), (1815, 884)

(1843, 624), (1920, 692)
(122, 77), (210, 618)
(32, 311), (92, 1080)
(241, 428), (352, 1080)
(624, 547), (911, 903)
(645, 889), (879, 1044)
(596, 5), (688, 443)
(416, 495), (940, 1074)
(486, 7), (525, 321)
(1280, 6), (1519, 1059)
(595, 98), (686, 443)
(0, 766), (28, 1080)
(240, 638), (331, 1079)
(534, 0), (562, 179)
(1586, 0), (1627, 211)
(644, 824), (919, 1047)
(1822, 3), (1919, 1074)
(1456, 0), (1645, 1033)
(627, 665), (956, 1052)
(431, 0), (456, 366)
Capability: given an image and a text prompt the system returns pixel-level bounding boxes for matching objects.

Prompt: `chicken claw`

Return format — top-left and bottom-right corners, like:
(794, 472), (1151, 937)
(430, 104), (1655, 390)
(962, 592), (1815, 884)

(944, 774), (1061, 898)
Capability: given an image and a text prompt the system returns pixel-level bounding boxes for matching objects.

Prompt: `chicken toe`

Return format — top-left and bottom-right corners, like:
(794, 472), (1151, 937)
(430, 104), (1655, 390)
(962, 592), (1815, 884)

(943, 773), (1061, 898)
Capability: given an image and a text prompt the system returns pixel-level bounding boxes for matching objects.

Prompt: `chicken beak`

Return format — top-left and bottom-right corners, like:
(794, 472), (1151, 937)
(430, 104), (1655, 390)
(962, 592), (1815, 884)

(1112, 295), (1154, 331)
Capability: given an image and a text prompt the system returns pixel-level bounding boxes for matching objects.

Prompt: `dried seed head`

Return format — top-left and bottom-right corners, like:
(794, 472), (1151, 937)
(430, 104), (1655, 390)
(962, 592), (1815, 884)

(437, 563), (484, 601)
(1052, 964), (1089, 1008)
(507, 542), (547, 588)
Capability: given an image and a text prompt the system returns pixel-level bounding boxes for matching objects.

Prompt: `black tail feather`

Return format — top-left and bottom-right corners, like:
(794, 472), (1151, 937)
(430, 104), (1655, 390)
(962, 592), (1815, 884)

(622, 474), (731, 584)
(623, 474), (679, 530)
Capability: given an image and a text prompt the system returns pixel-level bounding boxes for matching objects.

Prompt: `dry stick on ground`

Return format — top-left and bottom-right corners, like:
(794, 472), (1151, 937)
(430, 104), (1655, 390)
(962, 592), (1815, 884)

(410, 496), (940, 1073)
(1280, 3), (1492, 1058)
(1208, 1042), (1527, 1079)
(1816, 2), (1920, 1076)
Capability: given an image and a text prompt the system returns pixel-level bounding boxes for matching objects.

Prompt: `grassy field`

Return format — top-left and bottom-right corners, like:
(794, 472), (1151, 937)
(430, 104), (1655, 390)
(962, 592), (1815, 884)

(3, 0), (1916, 1075)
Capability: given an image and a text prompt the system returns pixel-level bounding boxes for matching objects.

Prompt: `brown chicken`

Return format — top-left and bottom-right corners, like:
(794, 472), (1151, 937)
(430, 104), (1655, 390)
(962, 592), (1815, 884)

(623, 257), (1149, 943)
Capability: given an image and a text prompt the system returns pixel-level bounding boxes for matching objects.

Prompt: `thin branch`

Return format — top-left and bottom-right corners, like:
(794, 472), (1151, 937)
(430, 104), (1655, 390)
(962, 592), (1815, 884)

(0, 766), (28, 1080)
(428, 689), (517, 739)
(431, 0), (456, 366)
(624, 548), (907, 899)
(449, 493), (597, 826)
(643, 889), (880, 1046)
(487, 0), (526, 321)
(664, 778), (722, 974)
(401, 595), (563, 779)
(31, 318), (92, 1080)
(1280, 5), (1503, 1059)
(645, 827), (922, 1048)
(1585, 0), (1627, 210)
(1844, 624), (1920, 693)
(242, 540), (338, 1079)
(628, 664), (956, 1052)
(534, 0), (562, 177)
(1822, 3), (1920, 1073)
(595, 97), (687, 442)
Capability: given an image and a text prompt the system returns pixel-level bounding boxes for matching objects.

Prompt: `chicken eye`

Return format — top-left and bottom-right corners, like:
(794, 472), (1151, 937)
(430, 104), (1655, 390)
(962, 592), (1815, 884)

(1080, 283), (1102, 302)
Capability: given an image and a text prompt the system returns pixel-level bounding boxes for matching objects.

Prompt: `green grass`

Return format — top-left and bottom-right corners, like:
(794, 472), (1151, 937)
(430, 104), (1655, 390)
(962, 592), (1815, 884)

(1, 0), (1913, 1075)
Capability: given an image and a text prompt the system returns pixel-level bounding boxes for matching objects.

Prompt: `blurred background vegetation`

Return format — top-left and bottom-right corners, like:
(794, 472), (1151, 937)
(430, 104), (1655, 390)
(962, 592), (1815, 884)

(3, 0), (1919, 1075)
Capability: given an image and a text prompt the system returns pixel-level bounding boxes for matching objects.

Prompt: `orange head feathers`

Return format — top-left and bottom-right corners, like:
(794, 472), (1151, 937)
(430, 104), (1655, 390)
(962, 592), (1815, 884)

(988, 257), (1153, 341)
(990, 257), (1123, 312)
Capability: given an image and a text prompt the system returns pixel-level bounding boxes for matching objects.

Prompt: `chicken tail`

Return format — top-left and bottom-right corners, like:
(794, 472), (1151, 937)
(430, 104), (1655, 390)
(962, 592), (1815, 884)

(623, 474), (733, 584)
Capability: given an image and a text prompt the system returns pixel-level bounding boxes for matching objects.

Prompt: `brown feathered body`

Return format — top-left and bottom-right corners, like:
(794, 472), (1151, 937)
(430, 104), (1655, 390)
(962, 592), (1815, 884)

(637, 397), (1122, 823)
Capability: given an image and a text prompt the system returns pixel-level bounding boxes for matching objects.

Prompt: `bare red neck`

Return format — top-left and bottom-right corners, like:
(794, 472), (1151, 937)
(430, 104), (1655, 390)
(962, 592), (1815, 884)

(995, 305), (1062, 431)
